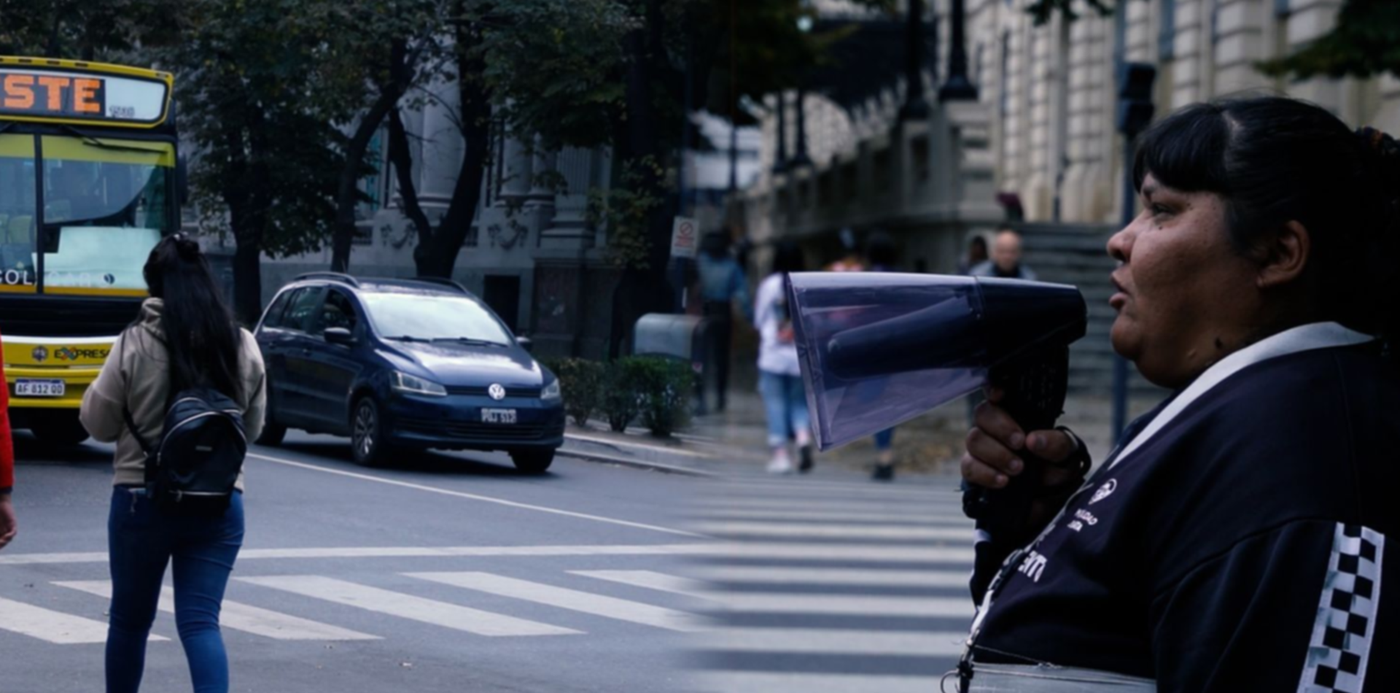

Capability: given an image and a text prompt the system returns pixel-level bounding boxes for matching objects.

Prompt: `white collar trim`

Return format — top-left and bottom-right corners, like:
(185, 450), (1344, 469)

(1106, 322), (1375, 471)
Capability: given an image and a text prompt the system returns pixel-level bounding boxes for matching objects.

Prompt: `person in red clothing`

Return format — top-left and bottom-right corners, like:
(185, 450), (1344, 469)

(0, 333), (16, 550)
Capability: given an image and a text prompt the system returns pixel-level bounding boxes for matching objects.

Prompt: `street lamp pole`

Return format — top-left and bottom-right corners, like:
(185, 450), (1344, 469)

(900, 0), (931, 120)
(938, 0), (978, 102)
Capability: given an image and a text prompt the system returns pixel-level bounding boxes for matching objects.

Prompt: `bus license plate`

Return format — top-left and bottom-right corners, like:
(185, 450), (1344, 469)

(16, 379), (65, 397)
(481, 408), (517, 424)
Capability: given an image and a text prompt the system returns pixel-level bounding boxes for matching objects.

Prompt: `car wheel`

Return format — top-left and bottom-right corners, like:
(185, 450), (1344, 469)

(256, 415), (287, 447)
(350, 396), (393, 467)
(510, 448), (555, 474)
(29, 411), (90, 446)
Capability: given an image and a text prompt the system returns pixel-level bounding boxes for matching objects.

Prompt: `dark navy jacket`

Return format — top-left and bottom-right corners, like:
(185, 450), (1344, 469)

(968, 324), (1398, 693)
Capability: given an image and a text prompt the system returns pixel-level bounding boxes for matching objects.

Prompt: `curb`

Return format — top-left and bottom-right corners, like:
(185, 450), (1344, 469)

(556, 447), (717, 478)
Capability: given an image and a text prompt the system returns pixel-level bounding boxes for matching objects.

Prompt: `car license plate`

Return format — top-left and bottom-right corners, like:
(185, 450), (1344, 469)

(16, 379), (65, 397)
(481, 408), (517, 424)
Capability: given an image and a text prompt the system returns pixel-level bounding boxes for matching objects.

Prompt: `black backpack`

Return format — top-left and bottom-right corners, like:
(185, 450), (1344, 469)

(124, 388), (248, 516)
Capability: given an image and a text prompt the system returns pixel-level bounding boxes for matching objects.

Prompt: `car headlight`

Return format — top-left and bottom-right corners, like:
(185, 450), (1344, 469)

(541, 379), (562, 403)
(391, 371), (447, 397)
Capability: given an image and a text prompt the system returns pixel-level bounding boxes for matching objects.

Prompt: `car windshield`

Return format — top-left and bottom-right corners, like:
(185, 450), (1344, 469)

(361, 291), (513, 345)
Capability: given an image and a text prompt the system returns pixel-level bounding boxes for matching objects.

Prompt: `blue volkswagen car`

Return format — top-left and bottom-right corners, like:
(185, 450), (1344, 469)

(252, 273), (565, 472)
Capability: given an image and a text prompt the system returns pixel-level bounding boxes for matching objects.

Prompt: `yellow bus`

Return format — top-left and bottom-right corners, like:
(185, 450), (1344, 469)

(0, 56), (178, 445)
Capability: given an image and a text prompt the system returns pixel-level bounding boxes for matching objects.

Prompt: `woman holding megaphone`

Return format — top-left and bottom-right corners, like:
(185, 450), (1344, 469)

(956, 96), (1399, 691)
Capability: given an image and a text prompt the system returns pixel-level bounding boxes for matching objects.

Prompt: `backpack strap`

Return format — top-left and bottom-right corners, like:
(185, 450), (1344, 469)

(116, 329), (152, 456)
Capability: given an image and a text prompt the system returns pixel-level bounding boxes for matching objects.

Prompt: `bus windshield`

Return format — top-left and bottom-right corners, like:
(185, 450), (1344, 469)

(0, 134), (172, 295)
(40, 136), (173, 295)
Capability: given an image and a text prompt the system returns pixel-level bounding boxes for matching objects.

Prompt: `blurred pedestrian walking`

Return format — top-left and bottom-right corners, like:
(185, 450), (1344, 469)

(864, 231), (900, 482)
(755, 241), (814, 474)
(969, 228), (1037, 280)
(957, 233), (989, 275)
(826, 227), (866, 272)
(80, 235), (266, 693)
(0, 330), (15, 551)
(697, 231), (752, 413)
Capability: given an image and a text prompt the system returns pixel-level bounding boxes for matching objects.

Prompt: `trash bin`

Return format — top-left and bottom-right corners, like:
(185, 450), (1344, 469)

(633, 313), (713, 414)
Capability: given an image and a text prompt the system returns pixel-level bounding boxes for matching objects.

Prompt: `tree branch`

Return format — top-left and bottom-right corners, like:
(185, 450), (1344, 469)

(387, 105), (434, 245)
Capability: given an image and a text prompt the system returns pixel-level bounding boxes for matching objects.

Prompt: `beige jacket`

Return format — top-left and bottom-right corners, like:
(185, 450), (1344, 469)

(80, 298), (266, 490)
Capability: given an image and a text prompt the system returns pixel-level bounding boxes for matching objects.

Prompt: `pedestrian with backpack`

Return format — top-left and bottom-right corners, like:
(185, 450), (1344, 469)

(80, 234), (266, 693)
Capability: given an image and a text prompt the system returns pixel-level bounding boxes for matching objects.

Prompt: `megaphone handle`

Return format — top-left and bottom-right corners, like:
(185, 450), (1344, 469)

(979, 346), (1071, 545)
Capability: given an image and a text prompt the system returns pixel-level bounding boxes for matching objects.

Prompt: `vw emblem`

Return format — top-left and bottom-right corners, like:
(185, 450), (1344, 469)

(488, 384), (506, 401)
(31, 346), (48, 363)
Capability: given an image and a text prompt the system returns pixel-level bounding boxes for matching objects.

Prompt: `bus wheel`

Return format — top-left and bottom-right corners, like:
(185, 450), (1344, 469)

(30, 412), (91, 446)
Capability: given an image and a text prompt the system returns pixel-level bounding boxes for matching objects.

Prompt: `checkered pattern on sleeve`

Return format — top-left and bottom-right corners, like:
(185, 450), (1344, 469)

(1298, 524), (1385, 693)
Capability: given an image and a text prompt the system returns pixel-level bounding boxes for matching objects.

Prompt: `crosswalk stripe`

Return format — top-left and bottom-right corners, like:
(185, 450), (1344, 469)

(0, 596), (168, 644)
(54, 581), (379, 642)
(0, 544), (703, 567)
(688, 542), (975, 563)
(694, 497), (962, 513)
(691, 566), (971, 588)
(237, 576), (579, 637)
(409, 572), (699, 632)
(699, 593), (974, 618)
(690, 522), (973, 541)
(569, 570), (703, 597)
(694, 627), (967, 656)
(690, 508), (973, 524)
(691, 671), (943, 693)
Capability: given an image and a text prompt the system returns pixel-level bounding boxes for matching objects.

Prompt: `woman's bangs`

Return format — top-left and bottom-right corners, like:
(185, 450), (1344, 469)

(1132, 103), (1231, 195)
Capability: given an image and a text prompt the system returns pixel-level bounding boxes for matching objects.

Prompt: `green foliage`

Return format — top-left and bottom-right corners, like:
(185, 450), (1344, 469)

(601, 358), (646, 432)
(0, 0), (189, 59)
(542, 358), (606, 426)
(1258, 0), (1400, 80)
(588, 156), (665, 270)
(629, 356), (696, 438)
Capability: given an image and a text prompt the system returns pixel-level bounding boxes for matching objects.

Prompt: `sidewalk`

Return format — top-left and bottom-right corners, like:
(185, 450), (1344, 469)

(558, 380), (1162, 480)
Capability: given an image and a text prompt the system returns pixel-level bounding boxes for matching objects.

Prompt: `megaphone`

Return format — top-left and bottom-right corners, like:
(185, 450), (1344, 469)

(786, 272), (1086, 578)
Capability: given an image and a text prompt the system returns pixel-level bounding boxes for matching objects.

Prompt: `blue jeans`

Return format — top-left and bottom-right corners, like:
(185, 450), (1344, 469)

(874, 427), (895, 451)
(759, 370), (810, 448)
(107, 487), (244, 693)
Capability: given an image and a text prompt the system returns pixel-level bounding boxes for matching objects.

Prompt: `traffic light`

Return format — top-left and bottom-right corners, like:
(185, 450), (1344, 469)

(1117, 62), (1157, 138)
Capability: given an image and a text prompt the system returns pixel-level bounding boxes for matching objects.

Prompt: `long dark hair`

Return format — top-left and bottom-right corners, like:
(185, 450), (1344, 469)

(771, 240), (806, 275)
(142, 235), (243, 400)
(1133, 96), (1400, 352)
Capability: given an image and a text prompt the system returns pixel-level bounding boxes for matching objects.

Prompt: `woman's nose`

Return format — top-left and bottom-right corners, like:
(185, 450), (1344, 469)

(1107, 225), (1133, 264)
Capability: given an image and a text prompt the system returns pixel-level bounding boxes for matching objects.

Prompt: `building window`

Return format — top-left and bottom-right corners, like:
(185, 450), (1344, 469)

(1274, 0), (1289, 16)
(1159, 0), (1177, 62)
(912, 136), (931, 182)
(357, 128), (384, 221)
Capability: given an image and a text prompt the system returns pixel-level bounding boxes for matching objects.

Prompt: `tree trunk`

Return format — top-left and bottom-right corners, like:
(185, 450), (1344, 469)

(413, 21), (492, 278)
(232, 228), (263, 326)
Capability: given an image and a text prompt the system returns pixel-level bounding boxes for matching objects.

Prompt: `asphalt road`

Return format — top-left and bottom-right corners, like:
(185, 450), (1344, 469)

(0, 430), (707, 693)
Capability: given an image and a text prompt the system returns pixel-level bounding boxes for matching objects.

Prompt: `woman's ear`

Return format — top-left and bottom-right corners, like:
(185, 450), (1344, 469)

(1256, 220), (1311, 289)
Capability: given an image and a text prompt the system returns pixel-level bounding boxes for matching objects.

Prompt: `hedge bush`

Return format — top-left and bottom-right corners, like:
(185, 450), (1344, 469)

(629, 356), (696, 438)
(543, 357), (604, 426)
(601, 358), (644, 432)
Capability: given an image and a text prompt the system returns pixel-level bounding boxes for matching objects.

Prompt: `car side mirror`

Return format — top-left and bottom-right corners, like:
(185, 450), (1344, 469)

(516, 336), (533, 353)
(325, 327), (357, 346)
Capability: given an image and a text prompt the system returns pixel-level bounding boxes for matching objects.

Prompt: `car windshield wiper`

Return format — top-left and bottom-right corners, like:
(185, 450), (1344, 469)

(432, 337), (506, 347)
(61, 125), (170, 154)
(385, 335), (430, 342)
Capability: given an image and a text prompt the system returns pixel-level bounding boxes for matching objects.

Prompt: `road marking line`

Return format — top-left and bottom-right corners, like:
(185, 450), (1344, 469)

(690, 522), (974, 542)
(694, 497), (963, 512)
(711, 480), (964, 499)
(569, 570), (704, 597)
(690, 508), (972, 524)
(687, 543), (976, 563)
(247, 452), (700, 537)
(694, 627), (967, 656)
(237, 576), (579, 637)
(55, 581), (379, 642)
(0, 596), (169, 644)
(0, 544), (704, 566)
(699, 593), (974, 617)
(692, 671), (942, 693)
(692, 566), (971, 588)
(409, 572), (699, 632)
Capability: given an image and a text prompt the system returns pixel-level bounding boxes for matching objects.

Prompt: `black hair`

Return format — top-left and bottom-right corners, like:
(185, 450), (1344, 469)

(865, 230), (897, 268)
(771, 240), (806, 275)
(1133, 96), (1400, 349)
(970, 235), (988, 252)
(142, 235), (244, 401)
(701, 231), (731, 260)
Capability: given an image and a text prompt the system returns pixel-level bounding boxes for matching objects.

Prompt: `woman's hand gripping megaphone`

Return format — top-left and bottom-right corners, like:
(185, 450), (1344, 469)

(962, 385), (1088, 534)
